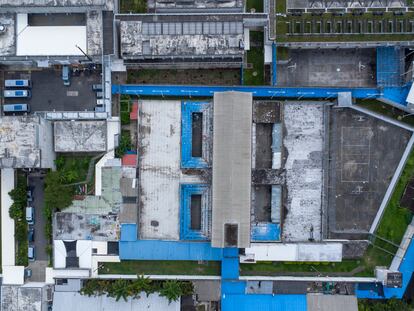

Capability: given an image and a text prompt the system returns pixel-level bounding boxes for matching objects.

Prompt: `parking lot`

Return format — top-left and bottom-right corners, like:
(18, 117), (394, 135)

(27, 174), (48, 282)
(2, 67), (102, 113)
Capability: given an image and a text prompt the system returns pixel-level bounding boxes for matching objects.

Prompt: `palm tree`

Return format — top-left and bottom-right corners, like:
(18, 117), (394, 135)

(130, 275), (153, 298)
(107, 279), (131, 302)
(159, 280), (183, 303)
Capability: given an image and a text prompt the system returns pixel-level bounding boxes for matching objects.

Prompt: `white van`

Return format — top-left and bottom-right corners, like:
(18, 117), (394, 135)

(4, 79), (31, 88)
(4, 90), (31, 98)
(26, 207), (34, 224)
(3, 104), (30, 113)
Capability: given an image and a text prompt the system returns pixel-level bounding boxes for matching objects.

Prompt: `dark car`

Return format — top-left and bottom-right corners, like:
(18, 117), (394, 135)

(28, 227), (35, 242)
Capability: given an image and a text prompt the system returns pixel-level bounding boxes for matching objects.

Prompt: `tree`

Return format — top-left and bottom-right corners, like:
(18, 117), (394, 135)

(159, 280), (183, 303)
(107, 279), (131, 302)
(130, 275), (153, 298)
(44, 171), (73, 211)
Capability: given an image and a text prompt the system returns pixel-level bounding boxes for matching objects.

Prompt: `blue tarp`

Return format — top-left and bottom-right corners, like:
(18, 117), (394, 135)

(221, 294), (307, 311)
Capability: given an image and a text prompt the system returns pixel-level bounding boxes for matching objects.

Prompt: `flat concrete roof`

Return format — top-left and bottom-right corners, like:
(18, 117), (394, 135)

(307, 294), (358, 311)
(120, 15), (244, 60)
(211, 92), (252, 248)
(0, 116), (54, 169)
(147, 0), (244, 12)
(54, 120), (107, 153)
(1, 286), (43, 311)
(0, 13), (15, 56)
(282, 102), (324, 242)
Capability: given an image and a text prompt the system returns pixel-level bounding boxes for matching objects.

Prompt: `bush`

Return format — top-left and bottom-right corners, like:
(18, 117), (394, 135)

(115, 131), (132, 158)
(9, 173), (29, 266)
(81, 278), (193, 303)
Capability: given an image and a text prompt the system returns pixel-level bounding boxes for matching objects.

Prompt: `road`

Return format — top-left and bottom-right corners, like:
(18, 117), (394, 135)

(27, 174), (48, 282)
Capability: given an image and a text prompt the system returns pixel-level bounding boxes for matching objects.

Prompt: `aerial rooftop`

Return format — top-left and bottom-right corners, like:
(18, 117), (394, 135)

(120, 14), (244, 62)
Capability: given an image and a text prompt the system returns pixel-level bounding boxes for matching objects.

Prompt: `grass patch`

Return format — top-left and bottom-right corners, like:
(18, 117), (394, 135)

(99, 260), (221, 276)
(244, 31), (264, 86)
(120, 0), (146, 13)
(241, 260), (361, 276)
(276, 12), (414, 42)
(246, 0), (263, 12)
(120, 95), (132, 125)
(276, 0), (286, 13)
(356, 99), (414, 127)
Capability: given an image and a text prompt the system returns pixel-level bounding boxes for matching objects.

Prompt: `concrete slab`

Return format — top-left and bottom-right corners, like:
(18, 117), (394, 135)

(282, 102), (324, 242)
(277, 49), (376, 88)
(139, 100), (202, 240)
(328, 107), (411, 239)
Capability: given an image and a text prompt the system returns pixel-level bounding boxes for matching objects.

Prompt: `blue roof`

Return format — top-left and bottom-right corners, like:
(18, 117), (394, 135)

(120, 240), (223, 261)
(221, 294), (307, 311)
(120, 224), (137, 241)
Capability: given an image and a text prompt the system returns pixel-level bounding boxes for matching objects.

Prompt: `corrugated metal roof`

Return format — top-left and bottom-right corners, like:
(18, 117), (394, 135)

(221, 294), (307, 311)
(212, 92), (252, 248)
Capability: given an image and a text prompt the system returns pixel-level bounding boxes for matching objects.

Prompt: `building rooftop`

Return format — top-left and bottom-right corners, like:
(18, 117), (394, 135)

(138, 100), (204, 240)
(120, 14), (244, 61)
(0, 0), (114, 10)
(282, 102), (324, 242)
(1, 286), (44, 311)
(212, 92), (252, 248)
(52, 291), (180, 311)
(0, 13), (15, 56)
(54, 120), (107, 153)
(147, 0), (244, 12)
(0, 116), (54, 168)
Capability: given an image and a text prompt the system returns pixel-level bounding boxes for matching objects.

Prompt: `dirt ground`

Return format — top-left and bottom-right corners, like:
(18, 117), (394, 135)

(127, 69), (241, 85)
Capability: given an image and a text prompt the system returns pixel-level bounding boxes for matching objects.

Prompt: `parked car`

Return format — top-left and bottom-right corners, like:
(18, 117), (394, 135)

(27, 187), (33, 202)
(26, 206), (34, 224)
(25, 268), (32, 278)
(92, 84), (102, 91)
(28, 246), (35, 261)
(28, 227), (34, 242)
(62, 65), (71, 86)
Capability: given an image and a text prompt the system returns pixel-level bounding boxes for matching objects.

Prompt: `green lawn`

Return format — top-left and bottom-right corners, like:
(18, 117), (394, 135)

(246, 0), (264, 12)
(120, 0), (146, 13)
(99, 261), (221, 276)
(244, 32), (264, 86)
(276, 12), (414, 43)
(356, 99), (414, 127)
(241, 260), (362, 276)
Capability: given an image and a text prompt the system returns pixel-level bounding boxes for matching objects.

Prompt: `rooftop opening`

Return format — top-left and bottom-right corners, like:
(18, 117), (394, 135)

(254, 185), (272, 222)
(28, 13), (86, 26)
(191, 112), (203, 157)
(190, 194), (202, 230)
(225, 223), (238, 247)
(255, 123), (273, 168)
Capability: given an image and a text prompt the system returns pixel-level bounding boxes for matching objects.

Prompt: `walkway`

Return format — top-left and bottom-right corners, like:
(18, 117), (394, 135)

(113, 83), (412, 109)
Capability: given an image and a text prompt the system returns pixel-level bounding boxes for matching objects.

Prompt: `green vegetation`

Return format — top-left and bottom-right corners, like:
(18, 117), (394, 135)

(99, 260), (221, 276)
(115, 130), (132, 158)
(276, 12), (414, 43)
(241, 260), (361, 276)
(120, 95), (132, 126)
(44, 155), (94, 261)
(246, 0), (263, 12)
(120, 0), (146, 13)
(81, 278), (193, 303)
(277, 47), (289, 60)
(8, 173), (28, 266)
(359, 298), (412, 311)
(357, 99), (414, 127)
(244, 31), (264, 86)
